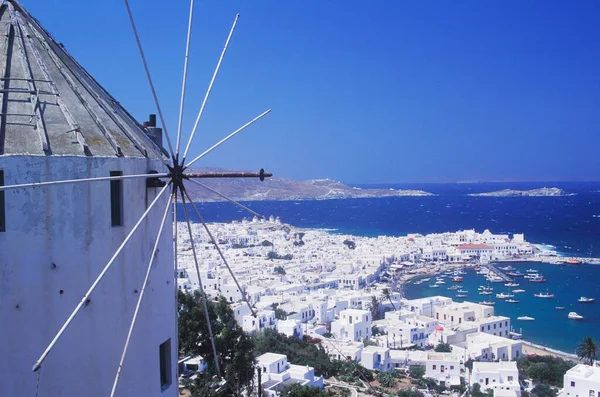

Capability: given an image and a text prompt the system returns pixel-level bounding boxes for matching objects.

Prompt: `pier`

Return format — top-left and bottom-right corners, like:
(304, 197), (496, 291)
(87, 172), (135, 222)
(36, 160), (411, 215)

(484, 264), (512, 282)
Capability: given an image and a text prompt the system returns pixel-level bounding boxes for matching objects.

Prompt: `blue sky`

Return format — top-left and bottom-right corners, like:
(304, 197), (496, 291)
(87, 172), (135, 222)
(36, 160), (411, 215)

(26, 1), (600, 183)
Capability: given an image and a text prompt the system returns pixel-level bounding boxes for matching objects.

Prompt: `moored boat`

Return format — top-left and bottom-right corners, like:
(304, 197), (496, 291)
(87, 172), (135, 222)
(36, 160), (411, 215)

(456, 294), (467, 298)
(534, 292), (555, 298)
(505, 283), (519, 287)
(567, 258), (582, 265)
(496, 292), (513, 299)
(480, 301), (495, 306)
(568, 312), (583, 320)
(507, 271), (524, 277)
(555, 307), (565, 310)
(578, 297), (595, 303)
(530, 275), (546, 283)
(506, 299), (519, 304)
(513, 289), (526, 293)
(517, 316), (535, 321)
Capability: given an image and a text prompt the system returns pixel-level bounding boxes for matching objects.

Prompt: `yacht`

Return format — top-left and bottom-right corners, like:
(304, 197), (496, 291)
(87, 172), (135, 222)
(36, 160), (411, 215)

(479, 291), (492, 295)
(457, 289), (468, 293)
(496, 292), (513, 299)
(505, 283), (519, 287)
(568, 312), (584, 320)
(513, 289), (526, 293)
(506, 299), (519, 304)
(517, 316), (535, 321)
(578, 297), (595, 303)
(452, 276), (463, 282)
(534, 292), (555, 298)
(529, 275), (546, 283)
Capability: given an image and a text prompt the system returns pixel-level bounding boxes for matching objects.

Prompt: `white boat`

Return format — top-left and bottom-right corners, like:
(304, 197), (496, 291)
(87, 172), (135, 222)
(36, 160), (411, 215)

(534, 292), (555, 298)
(568, 312), (584, 320)
(429, 284), (439, 288)
(506, 299), (519, 304)
(480, 301), (495, 306)
(457, 289), (468, 293)
(578, 297), (595, 303)
(513, 289), (526, 293)
(517, 316), (535, 321)
(526, 269), (537, 273)
(496, 293), (513, 299)
(505, 283), (519, 287)
(479, 291), (492, 295)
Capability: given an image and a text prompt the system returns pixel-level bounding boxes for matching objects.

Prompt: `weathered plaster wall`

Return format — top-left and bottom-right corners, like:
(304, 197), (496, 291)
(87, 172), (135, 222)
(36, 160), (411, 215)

(0, 155), (176, 397)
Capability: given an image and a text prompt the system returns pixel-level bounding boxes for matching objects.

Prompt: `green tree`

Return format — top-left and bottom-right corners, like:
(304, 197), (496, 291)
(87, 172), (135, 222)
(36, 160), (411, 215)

(471, 383), (484, 397)
(409, 365), (425, 379)
(528, 362), (552, 382)
(576, 337), (599, 365)
(377, 371), (396, 388)
(531, 384), (557, 397)
(178, 291), (255, 396)
(274, 265), (286, 275)
(434, 342), (452, 352)
(367, 295), (382, 320)
(279, 383), (332, 397)
(382, 287), (396, 311)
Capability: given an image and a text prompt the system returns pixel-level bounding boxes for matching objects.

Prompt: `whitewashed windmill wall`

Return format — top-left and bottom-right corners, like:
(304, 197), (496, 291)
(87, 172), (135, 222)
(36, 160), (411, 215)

(0, 1), (177, 396)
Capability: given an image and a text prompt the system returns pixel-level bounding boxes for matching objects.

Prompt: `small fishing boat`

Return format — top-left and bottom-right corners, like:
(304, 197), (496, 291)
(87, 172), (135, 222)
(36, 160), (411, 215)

(568, 312), (584, 320)
(479, 291), (492, 295)
(456, 294), (467, 298)
(555, 307), (565, 310)
(507, 271), (524, 277)
(526, 269), (537, 273)
(429, 284), (439, 288)
(448, 285), (458, 291)
(529, 275), (546, 283)
(505, 283), (519, 287)
(513, 289), (526, 293)
(517, 316), (535, 321)
(480, 301), (495, 306)
(578, 297), (595, 303)
(457, 289), (468, 293)
(534, 292), (555, 298)
(452, 276), (463, 282)
(496, 293), (513, 299)
(506, 299), (519, 304)
(567, 258), (582, 265)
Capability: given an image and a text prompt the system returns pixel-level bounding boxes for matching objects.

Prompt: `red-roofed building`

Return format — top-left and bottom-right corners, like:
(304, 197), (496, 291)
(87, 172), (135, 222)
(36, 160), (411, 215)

(458, 244), (494, 256)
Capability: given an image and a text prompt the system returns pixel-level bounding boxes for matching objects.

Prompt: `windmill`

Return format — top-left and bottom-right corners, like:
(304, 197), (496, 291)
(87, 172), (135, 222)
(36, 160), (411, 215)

(0, 0), (270, 395)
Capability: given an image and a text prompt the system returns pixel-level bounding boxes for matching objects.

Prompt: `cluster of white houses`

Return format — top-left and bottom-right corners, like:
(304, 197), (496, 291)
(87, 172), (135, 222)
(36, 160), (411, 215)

(175, 220), (577, 395)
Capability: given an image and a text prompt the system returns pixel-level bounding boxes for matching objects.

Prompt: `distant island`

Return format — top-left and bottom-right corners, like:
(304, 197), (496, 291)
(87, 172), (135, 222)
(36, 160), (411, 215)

(185, 168), (434, 202)
(469, 187), (576, 197)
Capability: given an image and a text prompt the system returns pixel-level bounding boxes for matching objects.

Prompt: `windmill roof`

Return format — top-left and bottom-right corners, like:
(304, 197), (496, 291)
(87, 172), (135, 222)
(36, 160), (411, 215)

(0, 1), (166, 159)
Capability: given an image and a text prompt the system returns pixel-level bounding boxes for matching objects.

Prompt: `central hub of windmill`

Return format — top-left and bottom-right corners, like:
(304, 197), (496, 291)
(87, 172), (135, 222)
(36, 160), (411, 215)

(168, 161), (188, 192)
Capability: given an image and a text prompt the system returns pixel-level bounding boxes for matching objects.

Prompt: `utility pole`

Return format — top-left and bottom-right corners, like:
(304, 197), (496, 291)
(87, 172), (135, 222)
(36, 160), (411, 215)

(257, 366), (262, 397)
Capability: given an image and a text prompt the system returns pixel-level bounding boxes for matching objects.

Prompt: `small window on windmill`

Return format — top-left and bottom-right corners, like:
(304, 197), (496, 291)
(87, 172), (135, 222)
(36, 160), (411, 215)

(110, 171), (123, 227)
(159, 338), (172, 390)
(0, 170), (5, 232)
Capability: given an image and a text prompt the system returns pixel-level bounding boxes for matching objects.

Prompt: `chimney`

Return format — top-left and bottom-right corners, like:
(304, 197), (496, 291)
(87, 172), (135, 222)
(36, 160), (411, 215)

(144, 113), (162, 148)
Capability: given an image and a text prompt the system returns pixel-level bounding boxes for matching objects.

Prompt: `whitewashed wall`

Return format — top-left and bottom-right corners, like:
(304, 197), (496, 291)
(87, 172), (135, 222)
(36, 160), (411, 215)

(0, 155), (176, 397)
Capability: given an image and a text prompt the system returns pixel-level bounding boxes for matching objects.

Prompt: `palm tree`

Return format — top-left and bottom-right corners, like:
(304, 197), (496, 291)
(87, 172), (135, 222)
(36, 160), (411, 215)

(367, 295), (382, 320)
(382, 287), (396, 311)
(577, 337), (599, 365)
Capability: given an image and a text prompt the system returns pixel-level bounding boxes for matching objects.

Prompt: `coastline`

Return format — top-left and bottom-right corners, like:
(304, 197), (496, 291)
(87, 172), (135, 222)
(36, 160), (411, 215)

(521, 340), (580, 362)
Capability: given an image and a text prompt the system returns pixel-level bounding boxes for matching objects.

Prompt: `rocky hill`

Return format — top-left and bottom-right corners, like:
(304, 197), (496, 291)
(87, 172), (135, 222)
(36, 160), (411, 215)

(184, 168), (433, 202)
(469, 187), (575, 197)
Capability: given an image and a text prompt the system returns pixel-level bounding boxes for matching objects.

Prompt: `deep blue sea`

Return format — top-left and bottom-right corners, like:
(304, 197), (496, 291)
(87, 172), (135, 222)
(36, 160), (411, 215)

(180, 181), (600, 353)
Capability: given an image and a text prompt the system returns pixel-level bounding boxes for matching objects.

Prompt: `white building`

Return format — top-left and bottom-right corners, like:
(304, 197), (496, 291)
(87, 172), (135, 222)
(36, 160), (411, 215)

(257, 353), (324, 396)
(0, 2), (176, 396)
(277, 319), (303, 339)
(331, 309), (372, 342)
(471, 361), (520, 394)
(425, 352), (462, 386)
(361, 346), (392, 372)
(563, 363), (600, 397)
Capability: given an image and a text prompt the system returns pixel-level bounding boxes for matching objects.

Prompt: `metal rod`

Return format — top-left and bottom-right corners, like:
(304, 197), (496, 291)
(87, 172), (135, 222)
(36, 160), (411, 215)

(182, 188), (256, 317)
(175, 0), (195, 158)
(186, 178), (264, 219)
(184, 171), (272, 179)
(110, 192), (174, 397)
(181, 190), (222, 377)
(182, 14), (240, 163)
(32, 182), (172, 372)
(0, 172), (168, 192)
(184, 109), (271, 169)
(172, 188), (180, 380)
(122, 0), (175, 159)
